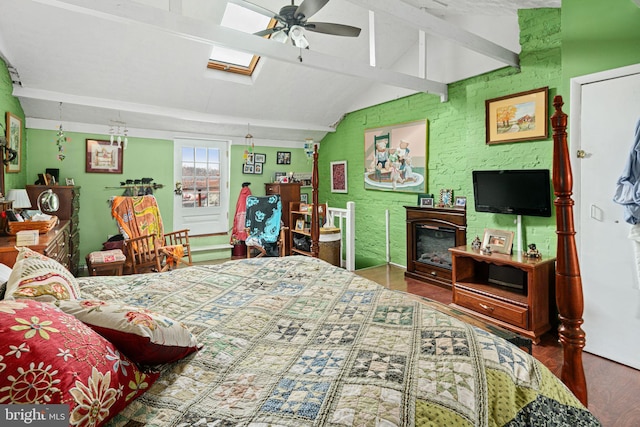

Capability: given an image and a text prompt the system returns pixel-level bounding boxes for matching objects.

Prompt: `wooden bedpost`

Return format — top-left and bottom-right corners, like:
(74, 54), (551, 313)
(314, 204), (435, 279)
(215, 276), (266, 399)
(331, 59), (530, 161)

(551, 95), (588, 406)
(310, 145), (320, 258)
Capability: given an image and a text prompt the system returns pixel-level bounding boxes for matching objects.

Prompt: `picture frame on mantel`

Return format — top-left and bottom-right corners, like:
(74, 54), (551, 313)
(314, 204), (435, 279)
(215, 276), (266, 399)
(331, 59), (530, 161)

(485, 87), (549, 145)
(5, 112), (22, 173)
(86, 139), (123, 174)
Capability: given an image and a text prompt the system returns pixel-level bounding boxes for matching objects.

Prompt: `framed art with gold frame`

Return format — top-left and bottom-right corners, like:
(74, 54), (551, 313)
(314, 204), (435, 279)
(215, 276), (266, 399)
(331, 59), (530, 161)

(485, 87), (548, 145)
(5, 112), (22, 173)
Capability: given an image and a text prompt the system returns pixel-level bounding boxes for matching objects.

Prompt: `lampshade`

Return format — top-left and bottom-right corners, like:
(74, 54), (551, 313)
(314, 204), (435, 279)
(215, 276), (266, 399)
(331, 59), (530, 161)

(6, 189), (32, 209)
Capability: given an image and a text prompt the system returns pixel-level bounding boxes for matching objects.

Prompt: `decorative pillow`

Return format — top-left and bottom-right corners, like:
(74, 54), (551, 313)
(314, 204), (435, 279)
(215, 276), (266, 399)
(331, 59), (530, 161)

(57, 299), (200, 365)
(0, 299), (158, 427)
(4, 246), (80, 301)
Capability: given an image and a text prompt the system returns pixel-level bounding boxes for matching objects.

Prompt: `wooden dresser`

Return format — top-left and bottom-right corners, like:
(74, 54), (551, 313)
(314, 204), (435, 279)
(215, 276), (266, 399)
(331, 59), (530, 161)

(265, 182), (301, 255)
(0, 221), (70, 269)
(26, 185), (80, 276)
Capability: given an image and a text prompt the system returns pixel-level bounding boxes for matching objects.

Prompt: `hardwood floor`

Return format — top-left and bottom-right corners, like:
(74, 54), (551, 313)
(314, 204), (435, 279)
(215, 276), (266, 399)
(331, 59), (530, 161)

(355, 263), (640, 427)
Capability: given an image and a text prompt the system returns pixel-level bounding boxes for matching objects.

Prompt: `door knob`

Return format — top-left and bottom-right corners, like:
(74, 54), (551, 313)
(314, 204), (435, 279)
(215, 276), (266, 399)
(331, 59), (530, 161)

(577, 150), (586, 158)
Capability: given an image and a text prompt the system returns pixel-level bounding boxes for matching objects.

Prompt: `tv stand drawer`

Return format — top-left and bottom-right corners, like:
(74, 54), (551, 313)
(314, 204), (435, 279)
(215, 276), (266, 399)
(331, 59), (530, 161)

(455, 288), (528, 329)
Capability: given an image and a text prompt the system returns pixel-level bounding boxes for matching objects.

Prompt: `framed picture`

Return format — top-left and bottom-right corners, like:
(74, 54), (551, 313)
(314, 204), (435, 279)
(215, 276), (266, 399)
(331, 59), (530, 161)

(417, 193), (433, 206)
(274, 172), (286, 182)
(364, 119), (428, 193)
(482, 228), (515, 255)
(439, 189), (453, 207)
(295, 218), (305, 231)
(65, 178), (75, 186)
(243, 163), (254, 174)
(455, 196), (467, 208)
(5, 112), (22, 173)
(254, 163), (263, 174)
(299, 203), (308, 213)
(277, 151), (291, 165)
(330, 160), (348, 193)
(485, 87), (549, 145)
(254, 153), (266, 163)
(300, 193), (308, 203)
(420, 197), (434, 207)
(38, 173), (48, 185)
(86, 139), (123, 174)
(246, 153), (254, 165)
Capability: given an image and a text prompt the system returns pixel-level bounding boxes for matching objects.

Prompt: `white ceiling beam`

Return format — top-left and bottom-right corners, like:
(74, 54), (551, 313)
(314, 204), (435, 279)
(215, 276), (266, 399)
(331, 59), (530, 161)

(634, 0), (640, 7)
(31, 0), (448, 98)
(346, 0), (520, 69)
(13, 86), (334, 133)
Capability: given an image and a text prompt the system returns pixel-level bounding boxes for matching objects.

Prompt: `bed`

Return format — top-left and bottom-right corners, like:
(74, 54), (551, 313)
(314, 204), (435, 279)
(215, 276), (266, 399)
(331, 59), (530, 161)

(0, 97), (597, 426)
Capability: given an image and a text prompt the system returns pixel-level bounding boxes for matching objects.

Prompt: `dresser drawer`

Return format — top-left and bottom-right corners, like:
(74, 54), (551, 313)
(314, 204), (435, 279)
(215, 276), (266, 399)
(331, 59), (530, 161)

(455, 288), (528, 329)
(43, 232), (68, 267)
(265, 184), (280, 194)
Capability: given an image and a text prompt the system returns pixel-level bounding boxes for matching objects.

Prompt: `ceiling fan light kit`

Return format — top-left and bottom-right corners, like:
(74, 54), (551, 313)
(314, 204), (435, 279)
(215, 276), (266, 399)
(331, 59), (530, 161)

(252, 0), (361, 49)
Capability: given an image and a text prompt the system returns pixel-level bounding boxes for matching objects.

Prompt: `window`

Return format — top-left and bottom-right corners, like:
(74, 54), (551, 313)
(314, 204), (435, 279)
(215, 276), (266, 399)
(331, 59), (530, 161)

(208, 2), (275, 76)
(174, 139), (229, 235)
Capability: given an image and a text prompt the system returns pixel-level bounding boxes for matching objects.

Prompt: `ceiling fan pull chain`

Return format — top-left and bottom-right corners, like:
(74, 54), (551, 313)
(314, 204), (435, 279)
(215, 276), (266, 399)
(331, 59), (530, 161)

(298, 48), (303, 62)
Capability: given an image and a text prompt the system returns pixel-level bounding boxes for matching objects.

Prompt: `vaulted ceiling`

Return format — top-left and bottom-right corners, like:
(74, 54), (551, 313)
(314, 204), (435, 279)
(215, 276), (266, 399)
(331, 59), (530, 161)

(0, 0), (559, 143)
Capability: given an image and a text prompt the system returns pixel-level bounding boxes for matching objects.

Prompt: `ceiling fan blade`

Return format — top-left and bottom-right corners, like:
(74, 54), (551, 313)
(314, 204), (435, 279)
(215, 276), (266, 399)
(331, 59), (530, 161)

(295, 0), (330, 20)
(254, 28), (278, 37)
(305, 22), (361, 37)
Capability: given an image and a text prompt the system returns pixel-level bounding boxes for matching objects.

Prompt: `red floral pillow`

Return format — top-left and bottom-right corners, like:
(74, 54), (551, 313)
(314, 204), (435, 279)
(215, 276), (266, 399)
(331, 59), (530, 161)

(57, 299), (200, 365)
(0, 299), (158, 427)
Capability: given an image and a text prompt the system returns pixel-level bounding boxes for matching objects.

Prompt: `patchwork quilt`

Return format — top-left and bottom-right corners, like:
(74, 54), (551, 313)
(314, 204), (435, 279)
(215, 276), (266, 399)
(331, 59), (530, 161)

(76, 256), (600, 426)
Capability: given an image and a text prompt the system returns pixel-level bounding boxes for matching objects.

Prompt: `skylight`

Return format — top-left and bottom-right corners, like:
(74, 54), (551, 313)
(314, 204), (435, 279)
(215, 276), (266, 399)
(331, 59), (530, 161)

(208, 2), (273, 75)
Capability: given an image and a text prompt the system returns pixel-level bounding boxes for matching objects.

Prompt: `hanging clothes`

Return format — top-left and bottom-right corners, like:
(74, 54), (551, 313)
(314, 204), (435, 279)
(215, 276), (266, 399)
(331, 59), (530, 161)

(613, 118), (640, 224)
(614, 119), (640, 288)
(230, 182), (252, 243)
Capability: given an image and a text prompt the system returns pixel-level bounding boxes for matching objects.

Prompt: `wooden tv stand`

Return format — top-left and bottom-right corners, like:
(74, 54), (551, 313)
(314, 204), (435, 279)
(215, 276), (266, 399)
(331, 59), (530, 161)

(449, 245), (555, 344)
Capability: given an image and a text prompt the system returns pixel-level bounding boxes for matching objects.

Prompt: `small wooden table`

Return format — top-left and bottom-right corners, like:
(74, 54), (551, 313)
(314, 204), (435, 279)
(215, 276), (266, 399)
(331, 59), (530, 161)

(86, 250), (126, 276)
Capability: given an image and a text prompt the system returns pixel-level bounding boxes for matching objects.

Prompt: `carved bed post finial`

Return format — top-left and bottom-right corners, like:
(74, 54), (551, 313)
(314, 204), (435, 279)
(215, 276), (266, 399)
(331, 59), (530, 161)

(551, 95), (588, 406)
(310, 145), (320, 258)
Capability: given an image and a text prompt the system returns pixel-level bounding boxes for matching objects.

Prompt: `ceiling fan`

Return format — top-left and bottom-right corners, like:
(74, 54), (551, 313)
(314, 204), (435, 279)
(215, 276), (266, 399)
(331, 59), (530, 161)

(247, 0), (361, 48)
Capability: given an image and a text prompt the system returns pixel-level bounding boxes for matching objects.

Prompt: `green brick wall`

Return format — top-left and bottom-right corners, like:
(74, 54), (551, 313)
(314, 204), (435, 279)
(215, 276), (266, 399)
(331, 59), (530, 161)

(318, 9), (561, 269)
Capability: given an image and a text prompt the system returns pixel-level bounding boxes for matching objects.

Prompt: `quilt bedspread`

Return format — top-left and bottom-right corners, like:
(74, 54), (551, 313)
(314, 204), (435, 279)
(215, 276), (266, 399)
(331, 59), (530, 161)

(75, 256), (599, 426)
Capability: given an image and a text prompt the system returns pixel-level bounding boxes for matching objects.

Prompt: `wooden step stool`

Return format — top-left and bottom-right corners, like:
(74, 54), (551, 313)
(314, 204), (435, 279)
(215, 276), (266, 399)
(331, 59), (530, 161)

(86, 249), (126, 276)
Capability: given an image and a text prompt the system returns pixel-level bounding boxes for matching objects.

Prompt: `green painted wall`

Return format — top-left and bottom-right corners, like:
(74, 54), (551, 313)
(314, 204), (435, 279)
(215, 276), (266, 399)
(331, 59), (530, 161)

(24, 127), (311, 264)
(561, 0), (640, 100)
(0, 60), (27, 192)
(318, 8), (562, 269)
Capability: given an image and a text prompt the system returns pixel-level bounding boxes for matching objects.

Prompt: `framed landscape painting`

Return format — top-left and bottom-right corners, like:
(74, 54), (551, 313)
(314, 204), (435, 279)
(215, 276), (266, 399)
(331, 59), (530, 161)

(86, 139), (123, 174)
(485, 87), (548, 145)
(5, 112), (21, 173)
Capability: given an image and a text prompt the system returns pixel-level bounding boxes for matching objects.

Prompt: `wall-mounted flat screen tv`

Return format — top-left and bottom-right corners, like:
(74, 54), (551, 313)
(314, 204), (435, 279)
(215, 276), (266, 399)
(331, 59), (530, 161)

(472, 169), (552, 217)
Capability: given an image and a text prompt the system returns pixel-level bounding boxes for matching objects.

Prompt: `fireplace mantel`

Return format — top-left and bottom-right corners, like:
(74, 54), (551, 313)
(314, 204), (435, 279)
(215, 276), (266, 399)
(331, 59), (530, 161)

(405, 206), (467, 288)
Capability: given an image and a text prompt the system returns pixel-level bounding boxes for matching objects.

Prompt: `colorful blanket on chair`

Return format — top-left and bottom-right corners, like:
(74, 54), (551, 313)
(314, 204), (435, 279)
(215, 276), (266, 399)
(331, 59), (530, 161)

(111, 195), (164, 246)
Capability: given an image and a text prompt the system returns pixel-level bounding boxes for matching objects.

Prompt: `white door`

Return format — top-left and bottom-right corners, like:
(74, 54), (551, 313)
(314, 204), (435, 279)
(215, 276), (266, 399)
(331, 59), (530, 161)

(577, 68), (640, 369)
(174, 138), (229, 235)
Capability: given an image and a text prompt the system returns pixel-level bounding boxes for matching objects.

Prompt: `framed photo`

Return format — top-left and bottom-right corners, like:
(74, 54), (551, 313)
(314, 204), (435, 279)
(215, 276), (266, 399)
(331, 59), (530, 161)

(485, 87), (549, 145)
(38, 173), (48, 185)
(364, 119), (427, 193)
(295, 218), (305, 231)
(86, 139), (123, 174)
(65, 178), (75, 186)
(274, 172), (286, 182)
(243, 163), (254, 174)
(254, 163), (263, 174)
(299, 203), (308, 213)
(5, 112), (22, 173)
(482, 228), (515, 255)
(439, 189), (453, 207)
(417, 193), (433, 206)
(246, 153), (254, 165)
(254, 153), (266, 163)
(277, 151), (291, 165)
(300, 193), (308, 203)
(330, 160), (348, 193)
(420, 197), (434, 207)
(455, 196), (467, 208)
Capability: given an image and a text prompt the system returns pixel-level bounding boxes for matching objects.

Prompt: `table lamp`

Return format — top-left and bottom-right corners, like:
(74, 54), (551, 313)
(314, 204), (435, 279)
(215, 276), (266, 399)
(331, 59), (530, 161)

(6, 189), (32, 214)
